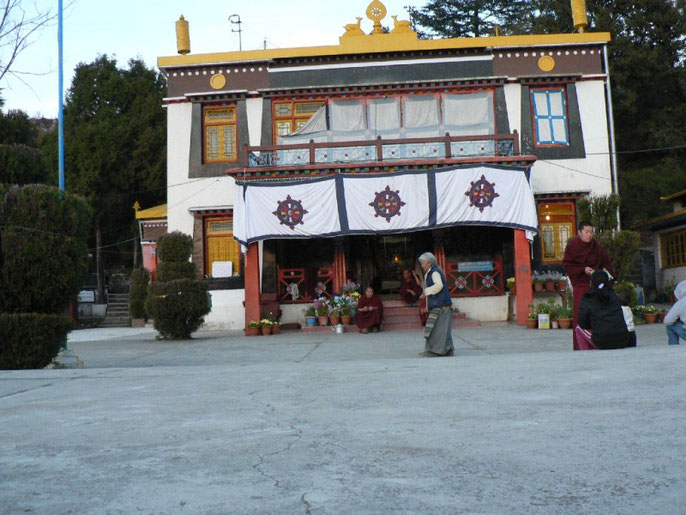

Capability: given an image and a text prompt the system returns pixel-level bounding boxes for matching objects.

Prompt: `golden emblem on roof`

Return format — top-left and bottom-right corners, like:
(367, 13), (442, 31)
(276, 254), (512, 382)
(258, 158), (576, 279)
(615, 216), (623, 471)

(366, 0), (387, 34)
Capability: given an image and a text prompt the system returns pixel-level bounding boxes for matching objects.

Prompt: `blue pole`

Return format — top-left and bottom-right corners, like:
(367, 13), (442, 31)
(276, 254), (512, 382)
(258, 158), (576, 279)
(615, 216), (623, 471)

(58, 0), (65, 192)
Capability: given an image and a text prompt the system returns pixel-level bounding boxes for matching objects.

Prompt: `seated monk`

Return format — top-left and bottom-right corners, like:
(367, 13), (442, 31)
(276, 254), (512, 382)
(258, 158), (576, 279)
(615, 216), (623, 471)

(399, 268), (422, 306)
(356, 286), (384, 334)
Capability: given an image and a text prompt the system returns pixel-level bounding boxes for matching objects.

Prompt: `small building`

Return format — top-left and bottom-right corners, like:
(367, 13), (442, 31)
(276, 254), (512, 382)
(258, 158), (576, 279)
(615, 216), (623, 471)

(157, 0), (616, 330)
(134, 202), (168, 281)
(641, 190), (686, 295)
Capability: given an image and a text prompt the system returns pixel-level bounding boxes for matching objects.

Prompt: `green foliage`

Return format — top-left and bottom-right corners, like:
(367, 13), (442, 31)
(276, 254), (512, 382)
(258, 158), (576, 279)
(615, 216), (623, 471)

(157, 231), (193, 264)
(0, 184), (92, 313)
(0, 314), (72, 370)
(145, 279), (210, 339)
(0, 109), (39, 146)
(0, 143), (50, 184)
(156, 261), (196, 282)
(129, 267), (150, 319)
(597, 230), (641, 284)
(62, 55), (166, 267)
(577, 194), (620, 234)
(615, 281), (638, 307)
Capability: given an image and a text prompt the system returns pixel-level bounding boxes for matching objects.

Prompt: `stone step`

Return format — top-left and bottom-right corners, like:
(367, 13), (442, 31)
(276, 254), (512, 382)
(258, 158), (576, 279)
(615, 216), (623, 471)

(100, 318), (131, 328)
(108, 294), (130, 301)
(301, 317), (480, 333)
(383, 308), (466, 319)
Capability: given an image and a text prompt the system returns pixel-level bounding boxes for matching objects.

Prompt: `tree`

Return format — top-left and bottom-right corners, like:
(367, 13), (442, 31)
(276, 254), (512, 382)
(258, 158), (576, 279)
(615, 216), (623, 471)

(0, 0), (55, 85)
(61, 55), (166, 299)
(0, 107), (51, 184)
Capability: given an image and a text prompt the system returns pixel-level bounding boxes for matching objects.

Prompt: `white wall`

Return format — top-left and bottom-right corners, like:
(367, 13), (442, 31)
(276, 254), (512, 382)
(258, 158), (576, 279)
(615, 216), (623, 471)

(453, 295), (509, 322)
(202, 289), (246, 330)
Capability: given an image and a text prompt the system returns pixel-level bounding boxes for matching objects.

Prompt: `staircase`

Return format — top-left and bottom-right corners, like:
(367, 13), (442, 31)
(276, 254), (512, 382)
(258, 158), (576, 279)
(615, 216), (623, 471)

(100, 293), (131, 328)
(382, 299), (480, 331)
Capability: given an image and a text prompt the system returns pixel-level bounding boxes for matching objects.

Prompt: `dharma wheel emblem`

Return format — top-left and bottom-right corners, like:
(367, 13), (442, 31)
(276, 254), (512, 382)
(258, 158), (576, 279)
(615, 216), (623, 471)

(465, 174), (499, 212)
(273, 195), (308, 229)
(370, 185), (406, 222)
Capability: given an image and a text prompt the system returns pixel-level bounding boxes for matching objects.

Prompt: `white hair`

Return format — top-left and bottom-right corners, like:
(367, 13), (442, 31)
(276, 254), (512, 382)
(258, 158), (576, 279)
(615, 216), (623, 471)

(418, 252), (437, 265)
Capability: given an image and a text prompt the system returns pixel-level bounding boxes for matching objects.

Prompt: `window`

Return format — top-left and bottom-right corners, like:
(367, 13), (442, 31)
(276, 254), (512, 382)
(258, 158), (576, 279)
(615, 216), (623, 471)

(531, 88), (569, 146)
(538, 202), (575, 263)
(205, 217), (241, 276)
(661, 229), (686, 268)
(272, 100), (325, 142)
(204, 105), (237, 163)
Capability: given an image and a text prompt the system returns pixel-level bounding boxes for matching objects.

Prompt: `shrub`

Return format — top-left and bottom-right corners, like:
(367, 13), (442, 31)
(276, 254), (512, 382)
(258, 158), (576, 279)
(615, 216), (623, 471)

(129, 268), (150, 319)
(156, 231), (193, 263)
(598, 230), (641, 284)
(0, 314), (72, 369)
(615, 281), (638, 307)
(0, 184), (91, 313)
(145, 279), (210, 339)
(156, 261), (196, 282)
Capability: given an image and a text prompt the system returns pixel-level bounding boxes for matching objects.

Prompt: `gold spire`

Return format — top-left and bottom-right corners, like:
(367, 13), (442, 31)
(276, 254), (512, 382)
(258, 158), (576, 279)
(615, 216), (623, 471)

(366, 0), (387, 34)
(176, 15), (190, 54)
(570, 0), (589, 33)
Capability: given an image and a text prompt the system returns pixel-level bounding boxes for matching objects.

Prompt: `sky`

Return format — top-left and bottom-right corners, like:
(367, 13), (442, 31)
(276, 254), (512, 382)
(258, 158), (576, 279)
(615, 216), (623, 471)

(1, 0), (424, 118)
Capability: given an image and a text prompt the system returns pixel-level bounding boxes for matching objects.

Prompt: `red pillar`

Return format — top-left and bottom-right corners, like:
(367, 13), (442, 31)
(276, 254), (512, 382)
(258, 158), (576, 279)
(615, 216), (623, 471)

(332, 241), (347, 294)
(434, 240), (447, 272)
(514, 229), (533, 326)
(244, 242), (261, 332)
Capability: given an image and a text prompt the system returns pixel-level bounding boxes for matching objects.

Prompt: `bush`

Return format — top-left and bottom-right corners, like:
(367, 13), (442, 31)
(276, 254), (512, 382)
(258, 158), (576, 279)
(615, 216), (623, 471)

(156, 231), (193, 263)
(0, 314), (72, 369)
(0, 184), (92, 313)
(615, 281), (638, 307)
(129, 268), (150, 319)
(145, 279), (210, 339)
(156, 261), (196, 282)
(598, 230), (641, 284)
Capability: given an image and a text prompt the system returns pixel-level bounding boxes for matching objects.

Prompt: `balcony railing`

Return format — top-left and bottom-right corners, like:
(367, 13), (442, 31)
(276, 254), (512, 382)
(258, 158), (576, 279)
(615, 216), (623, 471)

(240, 132), (521, 172)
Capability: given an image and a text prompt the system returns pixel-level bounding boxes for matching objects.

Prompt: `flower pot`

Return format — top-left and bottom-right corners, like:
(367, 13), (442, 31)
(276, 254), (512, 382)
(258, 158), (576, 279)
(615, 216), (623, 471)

(643, 313), (657, 324)
(557, 281), (567, 292)
(318, 315), (329, 326)
(305, 316), (317, 327)
(509, 286), (516, 295)
(657, 312), (666, 323)
(525, 318), (537, 329)
(558, 318), (572, 329)
(341, 315), (352, 325)
(551, 320), (559, 329)
(245, 326), (259, 336)
(271, 324), (280, 334)
(534, 282), (544, 292)
(131, 318), (145, 328)
(330, 315), (340, 326)
(260, 325), (272, 335)
(545, 281), (556, 292)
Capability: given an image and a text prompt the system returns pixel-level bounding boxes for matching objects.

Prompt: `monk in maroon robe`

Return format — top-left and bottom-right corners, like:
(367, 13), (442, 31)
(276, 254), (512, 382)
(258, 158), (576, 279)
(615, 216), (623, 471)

(399, 269), (422, 305)
(563, 221), (614, 350)
(356, 286), (384, 333)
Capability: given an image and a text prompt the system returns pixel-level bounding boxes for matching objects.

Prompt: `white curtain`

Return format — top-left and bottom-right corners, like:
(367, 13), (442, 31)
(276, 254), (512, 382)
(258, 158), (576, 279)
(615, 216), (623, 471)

(443, 92), (494, 136)
(403, 95), (440, 128)
(329, 99), (367, 132)
(368, 97), (401, 133)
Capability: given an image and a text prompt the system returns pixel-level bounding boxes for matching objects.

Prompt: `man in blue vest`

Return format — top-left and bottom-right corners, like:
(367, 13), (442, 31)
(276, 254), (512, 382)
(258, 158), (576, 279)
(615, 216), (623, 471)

(418, 252), (454, 357)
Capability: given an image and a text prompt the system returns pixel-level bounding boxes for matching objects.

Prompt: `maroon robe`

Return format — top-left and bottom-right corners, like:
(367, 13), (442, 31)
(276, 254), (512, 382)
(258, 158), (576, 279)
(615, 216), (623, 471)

(399, 274), (421, 304)
(563, 236), (614, 350)
(356, 294), (384, 329)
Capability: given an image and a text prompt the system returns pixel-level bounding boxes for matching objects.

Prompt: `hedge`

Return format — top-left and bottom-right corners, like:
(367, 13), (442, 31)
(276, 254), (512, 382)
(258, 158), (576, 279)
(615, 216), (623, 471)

(129, 267), (150, 319)
(156, 261), (196, 282)
(145, 279), (210, 339)
(156, 231), (193, 263)
(0, 313), (72, 369)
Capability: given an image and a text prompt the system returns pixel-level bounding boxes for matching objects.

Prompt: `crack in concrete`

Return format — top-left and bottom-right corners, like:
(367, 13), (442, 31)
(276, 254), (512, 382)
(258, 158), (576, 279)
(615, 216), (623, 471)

(295, 342), (322, 363)
(301, 492), (312, 514)
(0, 382), (54, 400)
(454, 333), (492, 354)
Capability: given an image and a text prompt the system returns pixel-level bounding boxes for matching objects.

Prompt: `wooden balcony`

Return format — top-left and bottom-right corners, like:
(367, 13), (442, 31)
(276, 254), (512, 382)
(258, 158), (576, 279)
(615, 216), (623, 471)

(233, 131), (536, 179)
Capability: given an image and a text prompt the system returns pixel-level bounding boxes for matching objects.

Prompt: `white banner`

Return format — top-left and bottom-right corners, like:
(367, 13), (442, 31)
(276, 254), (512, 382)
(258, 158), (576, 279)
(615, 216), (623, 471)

(233, 165), (538, 245)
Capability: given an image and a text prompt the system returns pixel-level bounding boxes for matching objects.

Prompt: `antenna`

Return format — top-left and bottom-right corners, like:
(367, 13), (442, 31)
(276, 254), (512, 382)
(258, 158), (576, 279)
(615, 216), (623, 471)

(229, 14), (242, 51)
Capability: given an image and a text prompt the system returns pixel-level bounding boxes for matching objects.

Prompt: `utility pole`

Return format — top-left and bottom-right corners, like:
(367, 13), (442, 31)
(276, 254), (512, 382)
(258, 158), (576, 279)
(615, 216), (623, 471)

(229, 14), (242, 51)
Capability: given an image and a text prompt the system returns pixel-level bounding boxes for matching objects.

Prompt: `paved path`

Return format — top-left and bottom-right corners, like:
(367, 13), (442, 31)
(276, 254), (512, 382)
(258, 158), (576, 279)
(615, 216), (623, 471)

(1, 323), (685, 513)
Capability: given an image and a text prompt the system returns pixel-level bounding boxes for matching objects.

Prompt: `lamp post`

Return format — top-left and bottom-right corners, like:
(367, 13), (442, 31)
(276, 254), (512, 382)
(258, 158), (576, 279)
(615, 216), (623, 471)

(229, 14), (242, 51)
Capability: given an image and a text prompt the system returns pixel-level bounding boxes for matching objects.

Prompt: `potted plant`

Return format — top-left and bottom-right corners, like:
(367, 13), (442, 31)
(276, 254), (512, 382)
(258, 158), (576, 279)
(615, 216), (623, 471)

(329, 306), (341, 326)
(557, 275), (568, 292)
(259, 318), (273, 335)
(339, 299), (353, 325)
(314, 298), (329, 326)
(526, 304), (537, 329)
(506, 277), (516, 295)
(304, 305), (317, 327)
(549, 304), (560, 329)
(642, 305), (658, 324)
(657, 310), (667, 323)
(246, 320), (260, 336)
(557, 306), (574, 329)
(544, 273), (556, 293)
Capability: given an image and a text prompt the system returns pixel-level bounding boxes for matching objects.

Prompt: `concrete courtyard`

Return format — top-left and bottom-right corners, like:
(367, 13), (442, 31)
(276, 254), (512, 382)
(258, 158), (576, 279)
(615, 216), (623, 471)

(1, 323), (685, 514)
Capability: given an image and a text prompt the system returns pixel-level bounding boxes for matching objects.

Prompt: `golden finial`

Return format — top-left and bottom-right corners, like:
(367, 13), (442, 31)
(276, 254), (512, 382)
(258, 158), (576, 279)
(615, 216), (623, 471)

(366, 0), (387, 34)
(570, 0), (588, 33)
(133, 201), (141, 212)
(176, 15), (191, 54)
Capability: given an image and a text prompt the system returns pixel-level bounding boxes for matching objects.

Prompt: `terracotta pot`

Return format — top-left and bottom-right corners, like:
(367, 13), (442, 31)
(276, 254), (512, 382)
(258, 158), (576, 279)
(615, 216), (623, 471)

(341, 315), (352, 325)
(643, 313), (657, 324)
(657, 312), (666, 323)
(509, 286), (516, 295)
(330, 315), (340, 326)
(245, 326), (259, 336)
(526, 318), (537, 329)
(131, 318), (145, 328)
(557, 281), (567, 292)
(260, 325), (272, 335)
(544, 281), (556, 292)
(558, 318), (572, 329)
(318, 315), (329, 326)
(534, 282), (544, 292)
(271, 324), (280, 334)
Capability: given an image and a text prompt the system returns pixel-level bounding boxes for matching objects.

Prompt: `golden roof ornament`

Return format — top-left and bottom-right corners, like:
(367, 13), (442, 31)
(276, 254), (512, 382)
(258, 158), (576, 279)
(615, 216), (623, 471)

(366, 0), (387, 34)
(176, 15), (190, 54)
